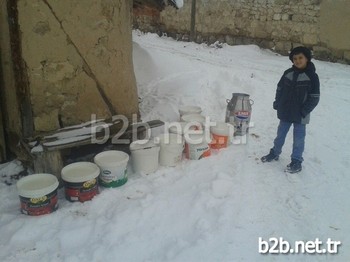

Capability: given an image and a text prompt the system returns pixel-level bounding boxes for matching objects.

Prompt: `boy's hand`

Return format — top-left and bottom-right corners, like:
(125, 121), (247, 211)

(301, 109), (307, 118)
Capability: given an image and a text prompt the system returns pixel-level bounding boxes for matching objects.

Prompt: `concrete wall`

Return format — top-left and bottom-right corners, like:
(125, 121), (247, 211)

(134, 0), (350, 63)
(1, 0), (139, 138)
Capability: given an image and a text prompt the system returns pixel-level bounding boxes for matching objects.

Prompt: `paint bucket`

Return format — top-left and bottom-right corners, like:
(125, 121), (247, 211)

(16, 174), (59, 216)
(158, 133), (184, 166)
(94, 150), (129, 188)
(179, 106), (202, 117)
(168, 122), (195, 153)
(61, 162), (100, 202)
(130, 140), (160, 174)
(184, 133), (211, 160)
(180, 114), (206, 130)
(210, 122), (231, 149)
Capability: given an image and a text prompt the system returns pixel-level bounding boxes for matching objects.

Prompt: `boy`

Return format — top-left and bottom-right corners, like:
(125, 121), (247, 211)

(261, 46), (320, 173)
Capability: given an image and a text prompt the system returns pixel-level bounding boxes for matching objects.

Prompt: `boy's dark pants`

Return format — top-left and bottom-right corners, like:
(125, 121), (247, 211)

(272, 121), (306, 162)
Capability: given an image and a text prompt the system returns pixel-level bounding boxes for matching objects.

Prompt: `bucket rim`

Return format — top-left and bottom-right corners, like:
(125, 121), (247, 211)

(184, 132), (209, 144)
(157, 133), (184, 145)
(94, 150), (129, 168)
(168, 121), (196, 135)
(231, 93), (250, 97)
(61, 162), (100, 183)
(130, 139), (159, 151)
(181, 114), (205, 123)
(210, 122), (231, 133)
(17, 173), (59, 198)
(179, 105), (202, 115)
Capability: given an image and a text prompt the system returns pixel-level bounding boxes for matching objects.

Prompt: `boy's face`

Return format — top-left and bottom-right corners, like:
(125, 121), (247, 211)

(292, 53), (308, 69)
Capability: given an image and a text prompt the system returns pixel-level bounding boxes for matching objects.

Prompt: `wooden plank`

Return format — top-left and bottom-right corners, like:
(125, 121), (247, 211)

(41, 120), (164, 151)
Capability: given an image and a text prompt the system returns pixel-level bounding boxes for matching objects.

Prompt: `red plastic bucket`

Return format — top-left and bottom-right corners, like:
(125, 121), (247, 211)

(61, 162), (100, 202)
(16, 173), (59, 216)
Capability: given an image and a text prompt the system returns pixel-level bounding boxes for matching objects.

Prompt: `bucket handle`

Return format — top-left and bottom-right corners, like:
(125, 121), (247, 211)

(249, 99), (254, 105)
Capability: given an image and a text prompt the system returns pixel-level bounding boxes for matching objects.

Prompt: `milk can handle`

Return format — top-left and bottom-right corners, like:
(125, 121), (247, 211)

(249, 99), (254, 105)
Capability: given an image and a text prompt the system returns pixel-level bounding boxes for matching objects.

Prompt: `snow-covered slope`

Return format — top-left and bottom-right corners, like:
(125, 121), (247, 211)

(0, 31), (349, 261)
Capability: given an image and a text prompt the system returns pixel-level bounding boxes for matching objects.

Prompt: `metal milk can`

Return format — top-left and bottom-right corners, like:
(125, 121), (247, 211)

(225, 93), (254, 136)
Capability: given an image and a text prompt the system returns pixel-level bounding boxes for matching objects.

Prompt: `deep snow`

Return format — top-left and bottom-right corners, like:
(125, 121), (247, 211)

(1, 31), (350, 261)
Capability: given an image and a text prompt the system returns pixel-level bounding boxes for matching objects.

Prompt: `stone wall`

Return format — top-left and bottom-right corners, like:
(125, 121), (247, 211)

(1, 0), (139, 138)
(134, 0), (350, 62)
(133, 2), (162, 32)
(319, 0), (350, 61)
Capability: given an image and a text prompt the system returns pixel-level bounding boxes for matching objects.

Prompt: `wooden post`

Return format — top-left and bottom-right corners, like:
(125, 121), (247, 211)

(190, 0), (197, 42)
(33, 150), (63, 181)
(0, 110), (6, 162)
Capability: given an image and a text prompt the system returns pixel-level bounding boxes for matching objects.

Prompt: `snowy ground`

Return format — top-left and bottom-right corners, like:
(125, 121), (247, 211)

(1, 31), (350, 261)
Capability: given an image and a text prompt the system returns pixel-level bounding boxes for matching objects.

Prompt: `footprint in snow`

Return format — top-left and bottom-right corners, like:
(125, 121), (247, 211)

(124, 184), (152, 200)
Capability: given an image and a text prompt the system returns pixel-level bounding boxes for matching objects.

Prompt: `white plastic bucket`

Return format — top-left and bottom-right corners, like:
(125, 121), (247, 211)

(130, 140), (160, 174)
(210, 122), (231, 149)
(94, 150), (129, 188)
(180, 114), (206, 130)
(158, 133), (184, 166)
(16, 173), (59, 216)
(61, 162), (100, 202)
(185, 133), (211, 160)
(179, 106), (202, 117)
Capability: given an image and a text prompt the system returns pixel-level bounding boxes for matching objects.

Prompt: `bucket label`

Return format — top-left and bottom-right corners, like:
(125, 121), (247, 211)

(235, 111), (250, 120)
(210, 133), (228, 149)
(185, 143), (211, 160)
(20, 190), (58, 216)
(64, 178), (99, 202)
(99, 169), (128, 188)
(30, 196), (48, 204)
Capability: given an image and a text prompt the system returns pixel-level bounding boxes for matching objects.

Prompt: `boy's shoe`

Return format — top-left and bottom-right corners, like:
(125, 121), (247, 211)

(261, 149), (279, 162)
(285, 159), (302, 173)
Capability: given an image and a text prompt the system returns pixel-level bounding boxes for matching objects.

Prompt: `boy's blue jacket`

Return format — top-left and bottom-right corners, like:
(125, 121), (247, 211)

(273, 62), (320, 124)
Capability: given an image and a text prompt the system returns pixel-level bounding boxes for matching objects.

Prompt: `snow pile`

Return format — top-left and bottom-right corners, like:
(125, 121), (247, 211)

(0, 31), (349, 261)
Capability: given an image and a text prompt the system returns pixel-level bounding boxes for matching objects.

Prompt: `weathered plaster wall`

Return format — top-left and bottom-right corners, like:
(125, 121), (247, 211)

(134, 0), (350, 62)
(15, 0), (139, 132)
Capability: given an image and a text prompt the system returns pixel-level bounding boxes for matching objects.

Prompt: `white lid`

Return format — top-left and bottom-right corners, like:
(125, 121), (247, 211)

(130, 139), (159, 151)
(94, 150), (129, 168)
(169, 122), (196, 135)
(61, 162), (100, 183)
(179, 106), (202, 115)
(210, 122), (230, 134)
(181, 114), (205, 123)
(17, 173), (59, 198)
(184, 132), (209, 144)
(157, 133), (184, 145)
